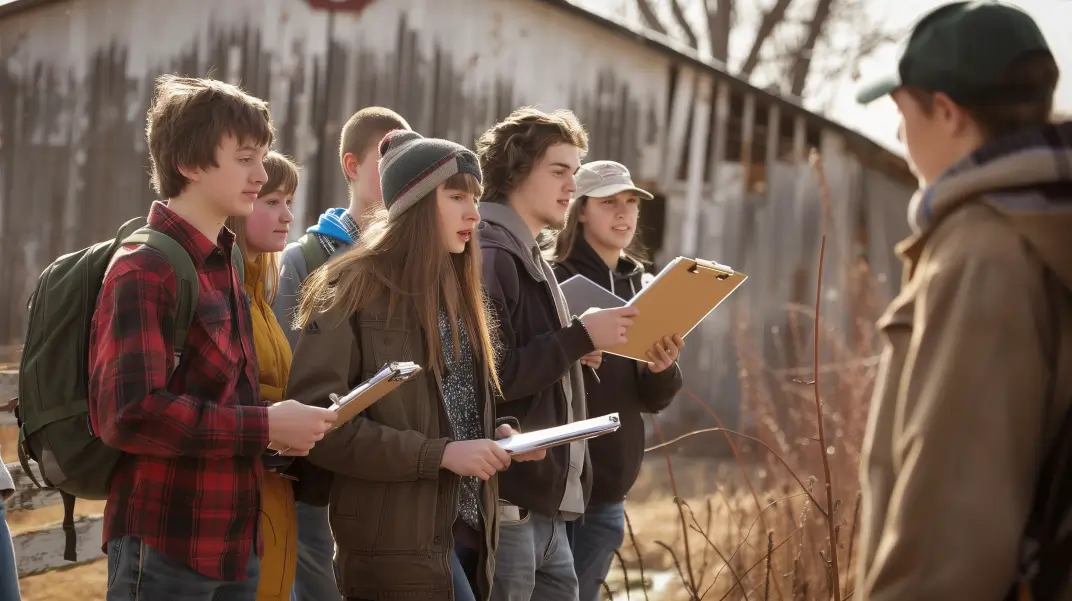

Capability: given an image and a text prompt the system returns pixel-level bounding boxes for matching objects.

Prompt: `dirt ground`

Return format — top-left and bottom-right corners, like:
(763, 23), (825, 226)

(9, 454), (729, 600)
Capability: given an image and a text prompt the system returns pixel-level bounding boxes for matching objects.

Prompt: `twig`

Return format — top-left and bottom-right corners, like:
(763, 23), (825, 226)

(655, 540), (694, 598)
(680, 500), (747, 600)
(645, 427), (829, 519)
(696, 498), (716, 591)
(651, 420), (699, 597)
(682, 391), (787, 601)
(716, 526), (805, 601)
(623, 509), (651, 601)
(764, 531), (774, 601)
(708, 492), (808, 593)
(812, 230), (841, 597)
(843, 491), (862, 596)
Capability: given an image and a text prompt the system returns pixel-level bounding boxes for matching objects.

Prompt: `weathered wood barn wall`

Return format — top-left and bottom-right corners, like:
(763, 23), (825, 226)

(0, 0), (915, 423)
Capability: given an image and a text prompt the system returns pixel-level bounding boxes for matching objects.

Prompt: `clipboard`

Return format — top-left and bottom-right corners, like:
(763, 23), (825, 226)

(327, 361), (423, 429)
(495, 413), (621, 455)
(560, 274), (627, 312)
(605, 257), (747, 361)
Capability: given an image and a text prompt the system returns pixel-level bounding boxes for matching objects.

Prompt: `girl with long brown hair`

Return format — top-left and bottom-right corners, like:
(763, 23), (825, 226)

(225, 151), (302, 601)
(285, 131), (544, 601)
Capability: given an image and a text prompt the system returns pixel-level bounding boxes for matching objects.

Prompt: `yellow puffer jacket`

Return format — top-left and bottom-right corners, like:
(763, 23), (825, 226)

(245, 254), (298, 601)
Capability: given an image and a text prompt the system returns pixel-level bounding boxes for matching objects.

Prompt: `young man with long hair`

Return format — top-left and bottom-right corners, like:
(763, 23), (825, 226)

(475, 107), (651, 601)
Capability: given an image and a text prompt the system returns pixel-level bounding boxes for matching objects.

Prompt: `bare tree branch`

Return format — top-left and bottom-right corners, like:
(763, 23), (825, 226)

(635, 0), (668, 35)
(668, 0), (700, 49)
(740, 0), (795, 78)
(789, 0), (836, 96)
(705, 0), (733, 63)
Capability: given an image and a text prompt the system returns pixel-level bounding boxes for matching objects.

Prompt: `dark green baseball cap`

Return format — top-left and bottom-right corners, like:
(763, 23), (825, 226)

(856, 1), (1053, 105)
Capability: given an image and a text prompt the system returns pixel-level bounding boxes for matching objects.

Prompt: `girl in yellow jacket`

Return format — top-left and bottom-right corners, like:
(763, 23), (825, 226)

(227, 151), (300, 601)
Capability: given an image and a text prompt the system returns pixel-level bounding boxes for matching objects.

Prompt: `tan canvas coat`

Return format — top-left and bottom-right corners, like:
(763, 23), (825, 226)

(858, 122), (1072, 601)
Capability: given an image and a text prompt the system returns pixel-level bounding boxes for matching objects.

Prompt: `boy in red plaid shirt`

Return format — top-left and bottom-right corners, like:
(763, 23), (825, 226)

(87, 75), (337, 601)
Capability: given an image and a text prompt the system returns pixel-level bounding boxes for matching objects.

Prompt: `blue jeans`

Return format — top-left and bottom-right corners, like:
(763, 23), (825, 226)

(106, 536), (259, 601)
(452, 547), (479, 601)
(291, 502), (340, 601)
(0, 502), (21, 601)
(567, 502), (626, 601)
(491, 509), (578, 601)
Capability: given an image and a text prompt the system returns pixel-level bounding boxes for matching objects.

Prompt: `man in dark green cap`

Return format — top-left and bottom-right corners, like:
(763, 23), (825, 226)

(853, 2), (1072, 601)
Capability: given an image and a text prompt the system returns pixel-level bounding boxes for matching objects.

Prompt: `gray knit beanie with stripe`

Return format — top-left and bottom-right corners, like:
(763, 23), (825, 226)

(378, 130), (482, 221)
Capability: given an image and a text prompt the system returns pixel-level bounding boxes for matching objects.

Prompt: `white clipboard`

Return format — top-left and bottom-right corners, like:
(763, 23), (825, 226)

(495, 413), (621, 455)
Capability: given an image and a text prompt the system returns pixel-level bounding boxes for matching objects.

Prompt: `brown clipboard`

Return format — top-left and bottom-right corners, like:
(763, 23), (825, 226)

(604, 257), (747, 361)
(327, 361), (423, 430)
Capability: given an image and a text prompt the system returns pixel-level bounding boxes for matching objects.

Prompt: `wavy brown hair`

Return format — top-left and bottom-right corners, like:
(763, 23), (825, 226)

(226, 151), (299, 304)
(475, 106), (589, 202)
(295, 172), (499, 389)
(549, 194), (649, 266)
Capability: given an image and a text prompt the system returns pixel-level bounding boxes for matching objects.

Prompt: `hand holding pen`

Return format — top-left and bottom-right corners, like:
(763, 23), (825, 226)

(580, 350), (603, 383)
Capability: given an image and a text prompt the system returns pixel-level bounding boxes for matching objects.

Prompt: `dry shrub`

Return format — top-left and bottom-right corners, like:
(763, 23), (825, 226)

(607, 152), (886, 601)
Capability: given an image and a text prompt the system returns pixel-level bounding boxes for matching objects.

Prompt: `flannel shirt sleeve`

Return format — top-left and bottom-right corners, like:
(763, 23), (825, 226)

(88, 251), (270, 458)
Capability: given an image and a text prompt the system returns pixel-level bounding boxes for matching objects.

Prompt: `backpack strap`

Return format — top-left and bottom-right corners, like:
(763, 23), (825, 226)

(299, 233), (329, 274)
(120, 229), (199, 359)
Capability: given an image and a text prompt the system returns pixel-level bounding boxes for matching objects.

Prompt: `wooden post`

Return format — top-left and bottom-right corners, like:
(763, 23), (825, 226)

(740, 93), (756, 197)
(680, 75), (713, 258)
(662, 67), (697, 191)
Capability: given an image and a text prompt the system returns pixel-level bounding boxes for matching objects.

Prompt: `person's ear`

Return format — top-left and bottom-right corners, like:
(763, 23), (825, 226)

(178, 164), (202, 183)
(342, 152), (360, 182)
(931, 92), (966, 136)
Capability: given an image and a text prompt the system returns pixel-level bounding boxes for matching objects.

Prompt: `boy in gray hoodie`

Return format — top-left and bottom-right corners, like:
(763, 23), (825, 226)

(272, 106), (410, 601)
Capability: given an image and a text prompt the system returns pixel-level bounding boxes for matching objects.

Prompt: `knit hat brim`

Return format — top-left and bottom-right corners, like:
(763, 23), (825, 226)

(378, 130), (482, 220)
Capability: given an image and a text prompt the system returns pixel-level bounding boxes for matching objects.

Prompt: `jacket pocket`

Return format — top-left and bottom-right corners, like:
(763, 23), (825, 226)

(331, 479), (387, 552)
(376, 479), (440, 553)
(333, 479), (440, 555)
(370, 327), (410, 364)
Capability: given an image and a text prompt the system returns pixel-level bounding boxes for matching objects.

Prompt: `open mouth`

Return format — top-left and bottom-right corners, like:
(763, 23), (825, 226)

(557, 198), (570, 208)
(612, 225), (632, 233)
(457, 230), (472, 243)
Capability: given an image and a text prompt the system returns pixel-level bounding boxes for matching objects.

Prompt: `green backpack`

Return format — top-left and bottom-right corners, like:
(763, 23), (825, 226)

(15, 216), (244, 562)
(298, 232), (329, 274)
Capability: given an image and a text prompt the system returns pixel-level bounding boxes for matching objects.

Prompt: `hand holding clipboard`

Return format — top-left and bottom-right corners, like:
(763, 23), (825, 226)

(271, 362), (422, 456)
(562, 257), (747, 363)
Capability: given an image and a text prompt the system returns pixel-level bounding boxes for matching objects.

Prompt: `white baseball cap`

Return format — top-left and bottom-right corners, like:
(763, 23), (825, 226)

(574, 160), (654, 200)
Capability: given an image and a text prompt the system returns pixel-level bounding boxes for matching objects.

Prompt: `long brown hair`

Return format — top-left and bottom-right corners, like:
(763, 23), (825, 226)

(226, 151), (300, 304)
(549, 195), (649, 266)
(295, 172), (499, 389)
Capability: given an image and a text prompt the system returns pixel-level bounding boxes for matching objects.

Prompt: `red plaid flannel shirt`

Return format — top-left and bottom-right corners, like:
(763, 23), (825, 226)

(88, 202), (270, 581)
